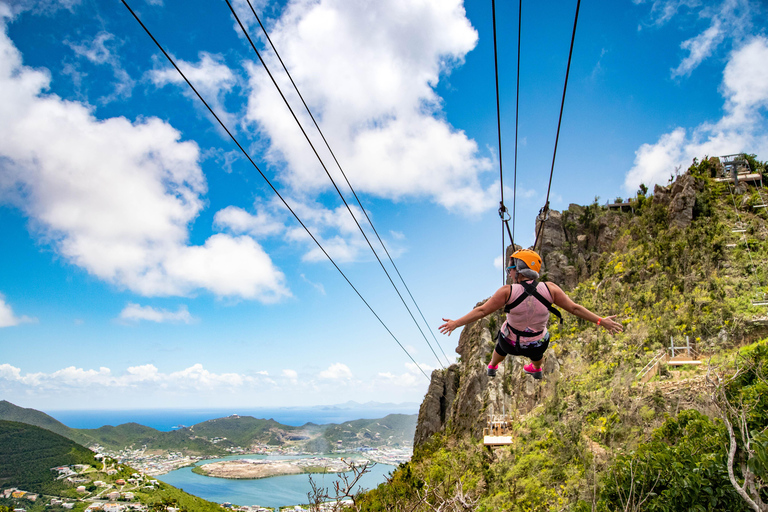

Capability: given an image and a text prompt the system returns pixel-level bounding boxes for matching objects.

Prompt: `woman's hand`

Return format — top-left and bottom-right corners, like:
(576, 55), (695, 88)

(439, 318), (458, 336)
(599, 315), (623, 335)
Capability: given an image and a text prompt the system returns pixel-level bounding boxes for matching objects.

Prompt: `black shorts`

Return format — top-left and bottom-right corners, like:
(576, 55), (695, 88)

(495, 331), (550, 362)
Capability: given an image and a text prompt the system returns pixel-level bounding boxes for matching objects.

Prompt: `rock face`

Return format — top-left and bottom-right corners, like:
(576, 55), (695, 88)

(414, 303), (561, 446)
(413, 171), (708, 448)
(654, 173), (705, 229)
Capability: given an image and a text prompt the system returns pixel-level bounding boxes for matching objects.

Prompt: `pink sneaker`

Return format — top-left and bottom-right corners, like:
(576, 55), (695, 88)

(524, 363), (542, 380)
(487, 364), (498, 377)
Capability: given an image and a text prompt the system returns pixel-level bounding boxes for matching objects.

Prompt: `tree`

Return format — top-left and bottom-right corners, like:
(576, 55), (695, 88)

(307, 459), (373, 512)
(707, 342), (768, 511)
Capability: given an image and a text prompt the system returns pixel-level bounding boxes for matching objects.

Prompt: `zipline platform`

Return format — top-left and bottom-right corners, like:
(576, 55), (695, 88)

(483, 415), (514, 446)
(714, 172), (764, 185)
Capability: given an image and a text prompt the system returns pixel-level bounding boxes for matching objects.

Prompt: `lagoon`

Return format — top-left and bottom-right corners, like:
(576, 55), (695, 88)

(157, 454), (396, 509)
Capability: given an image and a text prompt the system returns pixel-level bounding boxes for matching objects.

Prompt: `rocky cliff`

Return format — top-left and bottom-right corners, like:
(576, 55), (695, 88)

(413, 171), (715, 447)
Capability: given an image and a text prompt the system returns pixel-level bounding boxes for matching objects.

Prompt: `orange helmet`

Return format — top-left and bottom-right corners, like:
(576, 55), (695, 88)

(511, 249), (542, 273)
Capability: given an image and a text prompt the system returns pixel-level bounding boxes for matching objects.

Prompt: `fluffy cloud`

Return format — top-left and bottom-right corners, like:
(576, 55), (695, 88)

(243, 0), (495, 214)
(0, 18), (289, 301)
(0, 362), (263, 390)
(318, 362), (352, 381)
(0, 294), (35, 328)
(119, 303), (195, 324)
(214, 204), (284, 238)
(624, 36), (768, 192)
(149, 51), (238, 128)
(376, 362), (434, 388)
(216, 197), (405, 263)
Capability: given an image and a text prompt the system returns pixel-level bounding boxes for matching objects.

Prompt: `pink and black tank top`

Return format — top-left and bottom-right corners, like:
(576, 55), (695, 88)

(499, 281), (554, 344)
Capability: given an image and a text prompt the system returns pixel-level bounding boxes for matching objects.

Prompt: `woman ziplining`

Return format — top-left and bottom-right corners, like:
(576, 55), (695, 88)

(439, 249), (622, 380)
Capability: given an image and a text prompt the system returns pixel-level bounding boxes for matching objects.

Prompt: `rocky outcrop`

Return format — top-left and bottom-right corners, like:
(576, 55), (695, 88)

(413, 172), (712, 448)
(654, 173), (706, 229)
(415, 303), (561, 447)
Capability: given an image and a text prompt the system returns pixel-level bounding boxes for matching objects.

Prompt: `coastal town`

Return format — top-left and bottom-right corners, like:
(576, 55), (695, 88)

(99, 442), (412, 477)
(1, 443), (411, 512)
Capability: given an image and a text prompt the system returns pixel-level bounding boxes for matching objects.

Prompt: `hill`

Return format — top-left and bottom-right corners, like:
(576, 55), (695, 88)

(355, 156), (768, 510)
(0, 420), (228, 511)
(0, 401), (417, 458)
(0, 420), (94, 494)
(0, 400), (93, 447)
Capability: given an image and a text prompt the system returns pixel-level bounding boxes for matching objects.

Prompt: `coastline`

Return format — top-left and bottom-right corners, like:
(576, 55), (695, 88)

(192, 457), (360, 480)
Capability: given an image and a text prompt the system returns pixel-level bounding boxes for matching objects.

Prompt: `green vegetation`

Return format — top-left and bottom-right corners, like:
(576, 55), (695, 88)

(356, 158), (768, 511)
(0, 420), (224, 511)
(0, 420), (94, 495)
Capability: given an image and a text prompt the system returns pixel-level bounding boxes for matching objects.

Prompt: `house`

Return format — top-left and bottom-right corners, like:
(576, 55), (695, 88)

(122, 492), (134, 501)
(62, 504), (75, 510)
(11, 490), (26, 498)
(107, 491), (120, 500)
(103, 503), (123, 512)
(76, 486), (87, 493)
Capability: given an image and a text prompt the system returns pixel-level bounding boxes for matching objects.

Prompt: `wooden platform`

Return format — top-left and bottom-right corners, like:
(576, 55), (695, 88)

(484, 436), (513, 446)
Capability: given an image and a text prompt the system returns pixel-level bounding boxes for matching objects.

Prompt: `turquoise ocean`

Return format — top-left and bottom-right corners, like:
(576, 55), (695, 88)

(48, 404), (419, 430)
(47, 407), (411, 508)
(157, 454), (396, 509)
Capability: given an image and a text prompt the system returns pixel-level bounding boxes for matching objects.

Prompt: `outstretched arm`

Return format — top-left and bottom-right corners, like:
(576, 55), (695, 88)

(439, 285), (510, 336)
(546, 282), (623, 335)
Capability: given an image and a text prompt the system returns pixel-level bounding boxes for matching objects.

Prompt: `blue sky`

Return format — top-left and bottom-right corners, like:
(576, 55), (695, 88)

(1, 0), (766, 412)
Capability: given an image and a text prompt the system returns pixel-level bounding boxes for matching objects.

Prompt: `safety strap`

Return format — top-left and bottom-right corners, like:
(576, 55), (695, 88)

(503, 281), (564, 324)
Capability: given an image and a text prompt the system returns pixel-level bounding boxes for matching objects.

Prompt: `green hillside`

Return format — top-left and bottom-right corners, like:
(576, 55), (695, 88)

(0, 420), (95, 494)
(0, 400), (94, 447)
(186, 415), (293, 447)
(0, 420), (227, 511)
(322, 414), (417, 448)
(0, 401), (416, 457)
(355, 156), (768, 511)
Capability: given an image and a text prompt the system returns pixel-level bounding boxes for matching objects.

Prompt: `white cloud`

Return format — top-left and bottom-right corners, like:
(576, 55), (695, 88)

(376, 362), (433, 388)
(672, 20), (723, 78)
(284, 201), (376, 262)
(318, 362), (352, 381)
(149, 51), (238, 129)
(0, 20), (289, 301)
(0, 294), (35, 327)
(66, 30), (135, 102)
(625, 36), (768, 193)
(0, 362), (264, 391)
(119, 303), (195, 324)
(282, 369), (298, 384)
(214, 204), (284, 238)
(242, 0), (495, 215)
(639, 0), (760, 77)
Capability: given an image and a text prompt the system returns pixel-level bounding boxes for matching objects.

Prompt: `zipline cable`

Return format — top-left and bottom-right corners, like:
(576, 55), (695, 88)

(242, 0), (451, 366)
(120, 0), (431, 381)
(491, 0), (513, 284)
(533, 0), (581, 251)
(224, 0), (447, 369)
(512, 0), (522, 252)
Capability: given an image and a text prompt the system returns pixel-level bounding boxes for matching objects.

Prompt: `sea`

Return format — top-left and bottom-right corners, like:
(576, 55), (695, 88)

(45, 405), (416, 509)
(46, 403), (420, 431)
(157, 454), (396, 509)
